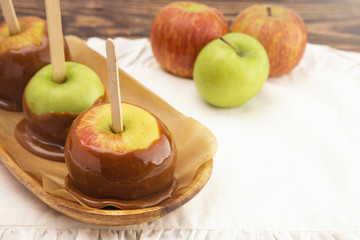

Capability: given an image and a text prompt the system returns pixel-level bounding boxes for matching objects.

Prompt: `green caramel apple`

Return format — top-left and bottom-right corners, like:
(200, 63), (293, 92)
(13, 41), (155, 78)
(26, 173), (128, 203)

(25, 62), (105, 115)
(15, 61), (106, 161)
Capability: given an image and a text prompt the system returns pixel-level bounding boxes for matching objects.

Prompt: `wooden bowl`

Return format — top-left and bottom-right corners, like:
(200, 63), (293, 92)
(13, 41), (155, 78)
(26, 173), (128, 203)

(0, 35), (216, 225)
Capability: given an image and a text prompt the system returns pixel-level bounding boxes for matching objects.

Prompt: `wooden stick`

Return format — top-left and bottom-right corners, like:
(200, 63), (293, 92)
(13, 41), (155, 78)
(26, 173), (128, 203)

(0, 0), (20, 35)
(45, 0), (66, 83)
(106, 38), (124, 133)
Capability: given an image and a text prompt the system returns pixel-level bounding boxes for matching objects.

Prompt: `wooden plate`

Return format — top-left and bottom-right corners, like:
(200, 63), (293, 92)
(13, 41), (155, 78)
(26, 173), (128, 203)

(0, 144), (212, 225)
(0, 35), (216, 225)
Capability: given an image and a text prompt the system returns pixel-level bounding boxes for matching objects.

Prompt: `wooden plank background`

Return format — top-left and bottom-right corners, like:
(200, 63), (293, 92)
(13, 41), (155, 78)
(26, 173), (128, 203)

(3, 0), (360, 52)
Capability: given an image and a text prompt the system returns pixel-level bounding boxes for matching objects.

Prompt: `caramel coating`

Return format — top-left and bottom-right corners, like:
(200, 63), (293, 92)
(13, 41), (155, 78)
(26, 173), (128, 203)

(14, 95), (106, 161)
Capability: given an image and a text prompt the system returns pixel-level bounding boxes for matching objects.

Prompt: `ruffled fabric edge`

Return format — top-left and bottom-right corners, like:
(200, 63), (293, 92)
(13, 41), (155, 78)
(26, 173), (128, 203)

(2, 228), (360, 240)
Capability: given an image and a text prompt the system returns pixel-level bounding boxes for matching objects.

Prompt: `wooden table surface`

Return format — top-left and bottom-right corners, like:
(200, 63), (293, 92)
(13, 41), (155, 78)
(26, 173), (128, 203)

(4, 0), (360, 52)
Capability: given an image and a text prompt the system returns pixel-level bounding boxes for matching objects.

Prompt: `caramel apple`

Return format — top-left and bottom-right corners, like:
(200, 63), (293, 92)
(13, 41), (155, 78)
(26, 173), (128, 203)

(15, 0), (105, 161)
(0, 16), (53, 111)
(65, 102), (176, 200)
(15, 62), (106, 161)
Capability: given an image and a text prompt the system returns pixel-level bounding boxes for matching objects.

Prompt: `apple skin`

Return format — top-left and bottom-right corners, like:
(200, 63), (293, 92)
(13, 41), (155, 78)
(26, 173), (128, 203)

(150, 1), (229, 78)
(193, 32), (269, 107)
(25, 62), (105, 115)
(65, 102), (176, 200)
(230, 4), (307, 77)
(0, 16), (52, 111)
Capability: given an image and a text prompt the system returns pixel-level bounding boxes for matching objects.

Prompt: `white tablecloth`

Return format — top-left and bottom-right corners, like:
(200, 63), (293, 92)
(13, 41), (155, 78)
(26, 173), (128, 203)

(1, 37), (360, 239)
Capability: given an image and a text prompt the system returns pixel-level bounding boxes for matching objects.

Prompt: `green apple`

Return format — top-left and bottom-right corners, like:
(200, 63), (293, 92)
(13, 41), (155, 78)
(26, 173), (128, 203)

(15, 61), (106, 161)
(65, 102), (176, 200)
(0, 16), (51, 111)
(25, 61), (105, 115)
(193, 32), (269, 107)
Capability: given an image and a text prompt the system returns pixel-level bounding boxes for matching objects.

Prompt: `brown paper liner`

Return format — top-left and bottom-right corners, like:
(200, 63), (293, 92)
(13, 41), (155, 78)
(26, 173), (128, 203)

(0, 35), (217, 222)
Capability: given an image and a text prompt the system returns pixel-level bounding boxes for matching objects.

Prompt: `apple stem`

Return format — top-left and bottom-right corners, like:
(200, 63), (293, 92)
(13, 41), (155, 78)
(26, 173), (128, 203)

(267, 6), (272, 17)
(45, 0), (67, 83)
(219, 36), (242, 57)
(106, 38), (124, 134)
(0, 0), (20, 35)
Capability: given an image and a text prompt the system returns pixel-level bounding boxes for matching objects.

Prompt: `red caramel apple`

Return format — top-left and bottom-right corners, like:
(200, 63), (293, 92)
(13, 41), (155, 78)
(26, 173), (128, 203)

(0, 16), (55, 111)
(15, 62), (106, 161)
(65, 102), (176, 200)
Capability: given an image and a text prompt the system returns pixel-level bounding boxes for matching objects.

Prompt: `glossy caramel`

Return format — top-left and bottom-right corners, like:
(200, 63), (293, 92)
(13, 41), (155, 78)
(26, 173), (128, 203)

(15, 95), (106, 161)
(66, 175), (177, 209)
(65, 112), (177, 201)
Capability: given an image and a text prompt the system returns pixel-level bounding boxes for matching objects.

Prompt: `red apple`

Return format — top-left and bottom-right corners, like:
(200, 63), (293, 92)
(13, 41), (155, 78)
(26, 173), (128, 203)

(150, 1), (229, 78)
(231, 5), (307, 77)
(0, 16), (52, 111)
